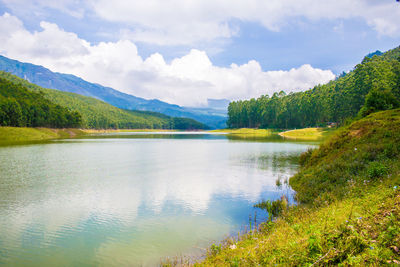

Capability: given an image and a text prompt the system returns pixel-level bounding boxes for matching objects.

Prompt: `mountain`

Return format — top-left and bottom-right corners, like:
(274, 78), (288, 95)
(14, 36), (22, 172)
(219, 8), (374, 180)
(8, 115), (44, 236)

(0, 55), (227, 129)
(0, 71), (209, 130)
(206, 98), (230, 110)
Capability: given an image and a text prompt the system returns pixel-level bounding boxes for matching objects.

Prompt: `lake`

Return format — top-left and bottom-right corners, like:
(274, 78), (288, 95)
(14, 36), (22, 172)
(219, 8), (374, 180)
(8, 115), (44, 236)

(0, 132), (316, 266)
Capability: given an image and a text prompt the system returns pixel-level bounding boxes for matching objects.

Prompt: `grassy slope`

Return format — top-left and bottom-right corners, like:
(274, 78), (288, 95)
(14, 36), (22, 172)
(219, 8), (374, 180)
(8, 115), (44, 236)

(279, 127), (331, 141)
(196, 109), (400, 266)
(0, 126), (86, 143)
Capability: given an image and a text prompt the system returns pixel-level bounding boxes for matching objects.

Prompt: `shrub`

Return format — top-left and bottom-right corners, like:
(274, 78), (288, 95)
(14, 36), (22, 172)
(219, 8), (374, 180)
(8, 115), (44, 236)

(367, 162), (388, 179)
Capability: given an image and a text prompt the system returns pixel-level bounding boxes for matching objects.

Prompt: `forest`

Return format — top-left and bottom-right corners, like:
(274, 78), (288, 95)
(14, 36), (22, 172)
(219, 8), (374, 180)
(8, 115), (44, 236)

(227, 47), (400, 129)
(0, 77), (82, 128)
(0, 72), (208, 130)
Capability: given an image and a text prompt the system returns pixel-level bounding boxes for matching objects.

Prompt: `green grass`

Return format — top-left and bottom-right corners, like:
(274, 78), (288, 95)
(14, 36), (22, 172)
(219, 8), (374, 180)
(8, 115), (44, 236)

(210, 128), (272, 137)
(279, 127), (333, 141)
(0, 126), (86, 144)
(189, 109), (400, 266)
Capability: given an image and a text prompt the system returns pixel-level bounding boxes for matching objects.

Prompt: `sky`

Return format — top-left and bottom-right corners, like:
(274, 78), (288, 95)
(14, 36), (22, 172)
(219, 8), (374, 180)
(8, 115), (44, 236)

(0, 0), (399, 107)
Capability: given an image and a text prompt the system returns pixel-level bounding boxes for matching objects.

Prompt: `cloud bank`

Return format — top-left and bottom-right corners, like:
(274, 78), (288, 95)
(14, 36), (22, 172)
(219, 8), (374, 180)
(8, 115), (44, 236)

(0, 13), (335, 106)
(3, 0), (399, 46)
(92, 0), (400, 45)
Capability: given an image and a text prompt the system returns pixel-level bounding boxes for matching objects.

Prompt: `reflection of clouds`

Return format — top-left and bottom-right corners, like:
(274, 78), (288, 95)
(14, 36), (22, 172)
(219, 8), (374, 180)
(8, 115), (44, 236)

(142, 141), (312, 209)
(95, 215), (231, 266)
(0, 138), (312, 264)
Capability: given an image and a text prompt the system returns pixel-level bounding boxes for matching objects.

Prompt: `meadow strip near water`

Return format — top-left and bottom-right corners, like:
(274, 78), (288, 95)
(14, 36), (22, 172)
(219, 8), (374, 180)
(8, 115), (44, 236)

(0, 127), (86, 144)
(279, 127), (332, 141)
(210, 128), (273, 137)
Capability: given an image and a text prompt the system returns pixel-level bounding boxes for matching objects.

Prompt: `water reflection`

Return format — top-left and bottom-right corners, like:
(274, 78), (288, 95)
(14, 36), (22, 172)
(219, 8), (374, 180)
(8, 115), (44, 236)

(0, 133), (315, 266)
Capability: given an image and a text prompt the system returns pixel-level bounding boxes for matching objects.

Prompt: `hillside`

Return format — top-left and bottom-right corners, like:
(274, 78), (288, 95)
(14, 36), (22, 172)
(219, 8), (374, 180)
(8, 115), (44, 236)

(0, 77), (81, 128)
(227, 46), (400, 129)
(198, 109), (400, 266)
(0, 72), (208, 130)
(0, 55), (227, 129)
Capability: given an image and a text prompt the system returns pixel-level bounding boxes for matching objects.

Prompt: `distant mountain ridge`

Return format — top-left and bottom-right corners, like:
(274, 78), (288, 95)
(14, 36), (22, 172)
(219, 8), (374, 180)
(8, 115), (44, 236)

(0, 55), (227, 128)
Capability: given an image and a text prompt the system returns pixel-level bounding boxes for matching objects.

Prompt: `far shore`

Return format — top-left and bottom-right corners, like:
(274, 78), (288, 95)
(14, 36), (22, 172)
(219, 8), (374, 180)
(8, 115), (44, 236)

(0, 127), (87, 144)
(0, 126), (334, 144)
(0, 126), (201, 144)
(278, 127), (332, 140)
(210, 128), (272, 137)
(82, 128), (180, 134)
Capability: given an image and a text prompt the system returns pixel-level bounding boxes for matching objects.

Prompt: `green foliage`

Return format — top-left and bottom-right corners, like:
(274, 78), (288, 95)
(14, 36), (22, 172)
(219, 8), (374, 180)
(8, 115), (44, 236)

(227, 46), (400, 129)
(209, 244), (221, 256)
(290, 109), (400, 204)
(254, 197), (288, 221)
(367, 162), (388, 179)
(359, 88), (400, 117)
(0, 77), (82, 128)
(299, 147), (315, 166)
(0, 71), (208, 130)
(170, 117), (209, 130)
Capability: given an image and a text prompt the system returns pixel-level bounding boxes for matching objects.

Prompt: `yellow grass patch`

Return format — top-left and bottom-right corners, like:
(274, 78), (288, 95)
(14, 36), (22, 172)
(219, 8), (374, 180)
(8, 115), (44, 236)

(0, 127), (85, 143)
(210, 128), (272, 137)
(279, 127), (327, 140)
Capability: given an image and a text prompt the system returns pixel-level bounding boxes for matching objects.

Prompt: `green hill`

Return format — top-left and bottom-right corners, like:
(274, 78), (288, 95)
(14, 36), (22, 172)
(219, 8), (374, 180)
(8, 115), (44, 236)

(198, 109), (400, 266)
(0, 77), (81, 128)
(227, 46), (400, 129)
(0, 71), (208, 130)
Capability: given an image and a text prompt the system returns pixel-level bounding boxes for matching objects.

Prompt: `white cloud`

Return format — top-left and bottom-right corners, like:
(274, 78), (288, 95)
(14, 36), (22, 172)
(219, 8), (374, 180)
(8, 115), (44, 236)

(0, 13), (89, 59)
(2, 0), (399, 46)
(86, 0), (400, 45)
(0, 13), (335, 107)
(1, 0), (87, 18)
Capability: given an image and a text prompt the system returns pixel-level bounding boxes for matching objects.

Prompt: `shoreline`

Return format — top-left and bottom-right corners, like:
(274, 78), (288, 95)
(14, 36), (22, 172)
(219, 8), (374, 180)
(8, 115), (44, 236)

(0, 127), (87, 144)
(0, 127), (207, 144)
(278, 127), (331, 140)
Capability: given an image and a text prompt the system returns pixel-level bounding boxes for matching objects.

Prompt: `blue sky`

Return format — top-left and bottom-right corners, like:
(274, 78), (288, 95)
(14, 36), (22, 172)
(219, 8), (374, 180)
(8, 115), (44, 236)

(0, 0), (399, 106)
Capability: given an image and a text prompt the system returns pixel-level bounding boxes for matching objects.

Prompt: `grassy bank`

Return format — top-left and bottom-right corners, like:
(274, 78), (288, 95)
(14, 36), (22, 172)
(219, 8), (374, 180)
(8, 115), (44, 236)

(83, 129), (179, 134)
(0, 127), (86, 144)
(279, 127), (332, 141)
(194, 109), (400, 266)
(210, 128), (272, 137)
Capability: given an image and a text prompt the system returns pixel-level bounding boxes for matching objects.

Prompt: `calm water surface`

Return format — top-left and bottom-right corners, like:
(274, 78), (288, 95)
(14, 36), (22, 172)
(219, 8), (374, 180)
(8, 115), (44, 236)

(0, 132), (316, 266)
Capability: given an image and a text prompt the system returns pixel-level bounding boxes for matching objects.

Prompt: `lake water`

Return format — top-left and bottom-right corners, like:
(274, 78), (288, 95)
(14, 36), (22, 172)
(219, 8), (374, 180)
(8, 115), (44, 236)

(0, 132), (315, 266)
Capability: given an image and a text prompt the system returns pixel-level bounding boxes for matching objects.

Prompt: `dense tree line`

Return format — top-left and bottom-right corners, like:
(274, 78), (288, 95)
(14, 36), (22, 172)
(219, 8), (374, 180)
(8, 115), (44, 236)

(127, 110), (209, 130)
(0, 77), (82, 128)
(227, 47), (400, 129)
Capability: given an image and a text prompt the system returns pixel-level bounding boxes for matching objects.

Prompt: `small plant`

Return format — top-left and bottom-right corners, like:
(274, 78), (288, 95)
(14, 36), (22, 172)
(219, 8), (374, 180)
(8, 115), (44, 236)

(307, 234), (322, 257)
(254, 196), (288, 221)
(209, 244), (221, 256)
(299, 148), (315, 166)
(367, 162), (388, 179)
(229, 256), (240, 267)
